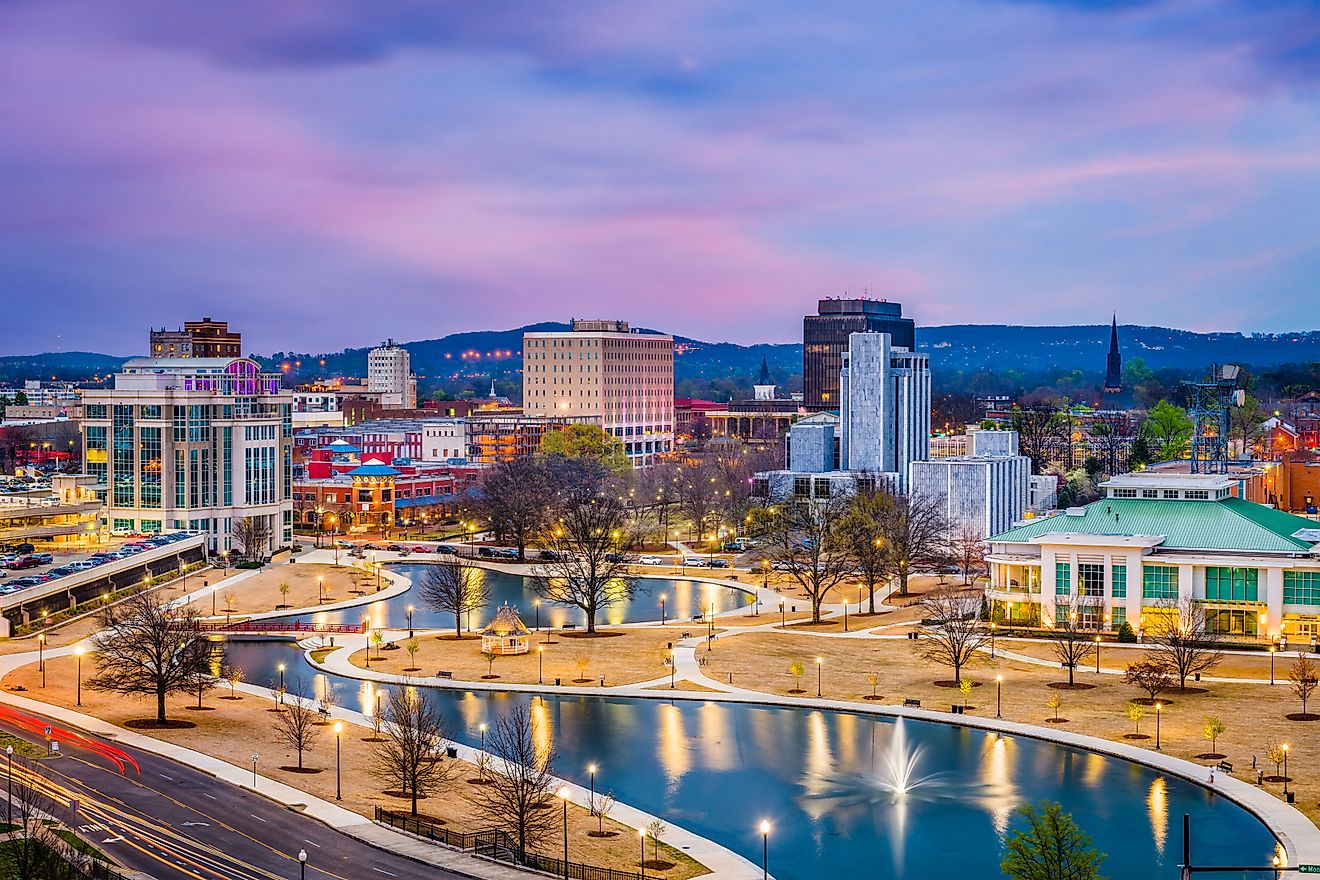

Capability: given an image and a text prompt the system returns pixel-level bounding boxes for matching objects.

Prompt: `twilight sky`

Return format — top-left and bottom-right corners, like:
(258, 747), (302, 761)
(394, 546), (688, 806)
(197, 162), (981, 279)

(2, 1), (1319, 356)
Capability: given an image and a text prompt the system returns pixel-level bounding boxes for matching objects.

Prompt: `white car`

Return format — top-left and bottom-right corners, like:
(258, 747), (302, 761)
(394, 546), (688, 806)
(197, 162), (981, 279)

(683, 557), (707, 567)
(638, 555), (664, 565)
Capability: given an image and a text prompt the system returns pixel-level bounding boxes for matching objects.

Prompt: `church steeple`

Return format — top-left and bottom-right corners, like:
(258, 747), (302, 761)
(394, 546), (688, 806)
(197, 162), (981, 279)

(753, 356), (777, 401)
(1103, 314), (1122, 394)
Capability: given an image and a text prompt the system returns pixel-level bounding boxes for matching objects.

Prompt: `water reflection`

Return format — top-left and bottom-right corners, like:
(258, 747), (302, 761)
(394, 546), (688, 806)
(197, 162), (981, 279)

(1148, 776), (1168, 855)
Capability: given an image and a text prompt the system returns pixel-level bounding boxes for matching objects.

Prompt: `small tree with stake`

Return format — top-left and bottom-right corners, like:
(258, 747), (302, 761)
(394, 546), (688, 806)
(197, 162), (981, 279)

(272, 682), (321, 770)
(1126, 702), (1147, 738)
(481, 650), (499, 679)
(1201, 717), (1227, 757)
(788, 660), (806, 693)
(1289, 654), (1319, 719)
(1001, 801), (1105, 880)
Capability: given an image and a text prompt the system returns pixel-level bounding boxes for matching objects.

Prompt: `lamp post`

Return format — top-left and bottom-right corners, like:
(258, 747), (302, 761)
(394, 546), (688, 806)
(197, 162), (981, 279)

(587, 763), (597, 818)
(1270, 645), (1277, 685)
(669, 651), (675, 689)
(534, 599), (541, 633)
(538, 646), (545, 684)
(843, 593), (849, 632)
(1283, 743), (1291, 795)
(479, 723), (487, 759)
(75, 646), (84, 706)
(298, 848), (307, 880)
(990, 622), (997, 659)
(1155, 702), (1162, 751)
(659, 595), (666, 626)
(639, 827), (647, 880)
(780, 602), (785, 629)
(1094, 636), (1101, 673)
(252, 754), (259, 787)
(995, 674), (1003, 718)
(407, 605), (415, 638)
(38, 634), (45, 688)
(318, 576), (324, 605)
(334, 722), (343, 800)
(278, 662), (286, 695)
(815, 656), (823, 698)
(212, 585), (219, 617)
(759, 820), (770, 880)
(364, 617), (371, 669)
(558, 786), (571, 878)
(6, 746), (12, 824)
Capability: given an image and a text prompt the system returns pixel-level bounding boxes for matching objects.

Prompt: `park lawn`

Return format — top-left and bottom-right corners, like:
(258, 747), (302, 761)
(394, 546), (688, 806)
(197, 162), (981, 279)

(348, 626), (688, 687)
(1, 656), (707, 879)
(180, 563), (378, 618)
(1000, 638), (1282, 680)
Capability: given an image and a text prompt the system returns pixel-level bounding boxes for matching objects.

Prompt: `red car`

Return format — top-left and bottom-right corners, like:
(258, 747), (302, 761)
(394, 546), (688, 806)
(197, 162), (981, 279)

(411, 546), (431, 553)
(6, 556), (39, 570)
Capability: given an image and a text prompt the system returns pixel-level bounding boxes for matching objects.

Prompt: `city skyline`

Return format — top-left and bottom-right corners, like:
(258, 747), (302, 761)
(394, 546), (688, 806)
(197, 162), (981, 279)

(4, 1), (1319, 355)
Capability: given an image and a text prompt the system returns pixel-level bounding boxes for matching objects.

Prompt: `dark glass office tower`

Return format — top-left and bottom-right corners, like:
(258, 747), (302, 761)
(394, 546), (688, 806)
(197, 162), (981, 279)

(803, 299), (915, 411)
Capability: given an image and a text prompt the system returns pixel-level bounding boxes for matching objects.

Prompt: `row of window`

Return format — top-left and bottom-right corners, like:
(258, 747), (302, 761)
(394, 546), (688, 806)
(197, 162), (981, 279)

(1051, 564), (1320, 606)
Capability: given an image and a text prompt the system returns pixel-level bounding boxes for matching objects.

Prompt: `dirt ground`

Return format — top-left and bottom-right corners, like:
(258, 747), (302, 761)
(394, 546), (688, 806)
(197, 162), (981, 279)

(179, 563), (379, 618)
(701, 631), (1320, 826)
(348, 627), (692, 687)
(1001, 638), (1288, 680)
(1, 655), (705, 878)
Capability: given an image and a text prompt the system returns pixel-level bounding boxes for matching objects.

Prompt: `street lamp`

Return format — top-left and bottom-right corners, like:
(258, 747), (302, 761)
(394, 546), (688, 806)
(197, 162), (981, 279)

(298, 848), (307, 880)
(1154, 702), (1162, 751)
(1270, 645), (1277, 685)
(1283, 743), (1291, 795)
(479, 723), (487, 758)
(1094, 636), (1101, 673)
(406, 605), (415, 638)
(815, 656), (823, 698)
(538, 646), (545, 684)
(639, 827), (647, 880)
(37, 634), (45, 688)
(534, 599), (541, 633)
(364, 617), (371, 668)
(659, 594), (666, 626)
(759, 820), (770, 880)
(780, 602), (785, 629)
(995, 675), (1003, 718)
(558, 785), (571, 877)
(669, 651), (676, 689)
(334, 722), (343, 800)
(990, 622), (997, 659)
(6, 746), (12, 824)
(212, 584), (219, 616)
(277, 662), (286, 695)
(587, 763), (597, 819)
(843, 592), (849, 632)
(75, 646), (84, 706)
(318, 576), (324, 605)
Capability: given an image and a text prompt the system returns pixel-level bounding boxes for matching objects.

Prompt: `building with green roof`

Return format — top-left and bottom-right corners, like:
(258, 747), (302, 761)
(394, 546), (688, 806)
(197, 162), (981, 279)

(985, 472), (1320, 643)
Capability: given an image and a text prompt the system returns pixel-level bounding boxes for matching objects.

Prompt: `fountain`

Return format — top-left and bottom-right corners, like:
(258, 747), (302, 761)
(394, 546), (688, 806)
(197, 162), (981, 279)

(876, 717), (924, 796)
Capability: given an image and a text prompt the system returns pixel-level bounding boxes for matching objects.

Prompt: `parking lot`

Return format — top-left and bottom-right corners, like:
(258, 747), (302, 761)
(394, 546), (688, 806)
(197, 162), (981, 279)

(0, 533), (197, 595)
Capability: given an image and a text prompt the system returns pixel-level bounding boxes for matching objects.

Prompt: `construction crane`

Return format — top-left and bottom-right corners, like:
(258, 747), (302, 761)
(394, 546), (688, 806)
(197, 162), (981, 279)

(1183, 364), (1245, 474)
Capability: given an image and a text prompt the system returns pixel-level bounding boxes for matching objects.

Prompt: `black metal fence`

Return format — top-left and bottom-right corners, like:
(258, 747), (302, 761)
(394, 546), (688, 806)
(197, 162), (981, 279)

(375, 807), (645, 880)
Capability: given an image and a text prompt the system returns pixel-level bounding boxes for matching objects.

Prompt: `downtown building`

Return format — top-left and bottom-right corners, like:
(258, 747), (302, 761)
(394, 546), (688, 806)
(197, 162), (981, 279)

(149, 317), (243, 359)
(522, 319), (674, 466)
(367, 339), (418, 409)
(803, 298), (915, 411)
(81, 357), (293, 554)
(910, 431), (1032, 538)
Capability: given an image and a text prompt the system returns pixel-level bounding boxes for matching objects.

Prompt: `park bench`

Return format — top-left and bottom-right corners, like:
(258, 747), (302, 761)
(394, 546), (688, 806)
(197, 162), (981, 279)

(562, 623), (578, 630)
(436, 670), (453, 679)
(1217, 761), (1233, 775)
(903, 698), (921, 708)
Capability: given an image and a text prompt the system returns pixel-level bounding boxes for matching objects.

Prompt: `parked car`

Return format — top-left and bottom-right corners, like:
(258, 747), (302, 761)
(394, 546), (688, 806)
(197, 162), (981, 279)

(772, 560), (801, 572)
(0, 554), (17, 566)
(386, 544), (405, 552)
(434, 545), (458, 555)
(478, 547), (498, 558)
(410, 546), (431, 554)
(638, 555), (664, 565)
(6, 556), (40, 570)
(683, 557), (707, 567)
(335, 540), (353, 549)
(708, 558), (729, 568)
(7, 576), (42, 587)
(362, 543), (382, 551)
(46, 566), (77, 578)
(67, 560), (100, 571)
(605, 553), (633, 564)
(31, 553), (53, 565)
(2, 543), (35, 556)
(538, 550), (562, 562)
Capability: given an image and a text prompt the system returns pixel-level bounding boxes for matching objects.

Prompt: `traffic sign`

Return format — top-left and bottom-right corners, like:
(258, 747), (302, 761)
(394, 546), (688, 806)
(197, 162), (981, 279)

(1298, 866), (1319, 874)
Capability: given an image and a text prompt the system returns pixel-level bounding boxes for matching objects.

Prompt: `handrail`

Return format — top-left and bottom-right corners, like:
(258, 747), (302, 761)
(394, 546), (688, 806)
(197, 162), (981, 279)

(193, 621), (365, 634)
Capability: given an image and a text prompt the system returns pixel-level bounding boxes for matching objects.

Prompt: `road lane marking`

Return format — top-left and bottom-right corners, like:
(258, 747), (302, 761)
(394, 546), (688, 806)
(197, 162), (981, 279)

(158, 772), (174, 780)
(304, 839), (321, 847)
(203, 792), (218, 800)
(372, 869), (397, 876)
(250, 813), (267, 822)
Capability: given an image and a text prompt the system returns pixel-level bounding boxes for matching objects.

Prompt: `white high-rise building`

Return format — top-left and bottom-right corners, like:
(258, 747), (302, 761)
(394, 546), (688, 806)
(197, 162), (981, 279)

(368, 339), (416, 409)
(839, 331), (930, 491)
(910, 455), (1031, 538)
(522, 319), (674, 466)
(81, 357), (293, 553)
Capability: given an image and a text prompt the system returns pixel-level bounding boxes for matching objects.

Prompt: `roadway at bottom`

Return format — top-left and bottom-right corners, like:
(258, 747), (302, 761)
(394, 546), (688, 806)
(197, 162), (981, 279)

(0, 705), (465, 880)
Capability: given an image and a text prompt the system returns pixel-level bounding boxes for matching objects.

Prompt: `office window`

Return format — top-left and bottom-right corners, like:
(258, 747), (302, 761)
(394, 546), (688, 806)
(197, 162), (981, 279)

(1111, 564), (1127, 598)
(1284, 571), (1320, 606)
(1078, 563), (1104, 597)
(1143, 565), (1178, 599)
(1204, 567), (1258, 603)
(1055, 562), (1071, 595)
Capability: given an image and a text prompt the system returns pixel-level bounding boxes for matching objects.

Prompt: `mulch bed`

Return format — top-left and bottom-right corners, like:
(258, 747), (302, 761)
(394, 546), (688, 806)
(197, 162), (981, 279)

(360, 736), (388, 743)
(1044, 718), (1069, 724)
(480, 674), (501, 680)
(1167, 687), (1208, 696)
(1285, 713), (1320, 721)
(280, 766), (324, 774)
(125, 719), (196, 730)
(403, 667), (421, 672)
(219, 695), (243, 701)
(863, 695), (885, 701)
(560, 631), (625, 639)
(933, 680), (983, 688)
(1133, 698), (1174, 706)
(1123, 733), (1152, 740)
(787, 688), (806, 695)
(642, 860), (676, 870)
(1263, 775), (1292, 783)
(1195, 752), (1227, 760)
(588, 830), (619, 838)
(184, 705), (217, 711)
(571, 678), (593, 684)
(1047, 682), (1096, 691)
(383, 790), (427, 799)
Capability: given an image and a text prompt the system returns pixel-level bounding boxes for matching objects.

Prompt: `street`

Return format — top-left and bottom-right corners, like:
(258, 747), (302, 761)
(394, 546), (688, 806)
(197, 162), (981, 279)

(0, 704), (463, 880)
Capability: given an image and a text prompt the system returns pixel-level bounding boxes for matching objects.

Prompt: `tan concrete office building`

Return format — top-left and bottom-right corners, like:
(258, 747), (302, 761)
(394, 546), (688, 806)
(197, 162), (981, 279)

(522, 320), (674, 466)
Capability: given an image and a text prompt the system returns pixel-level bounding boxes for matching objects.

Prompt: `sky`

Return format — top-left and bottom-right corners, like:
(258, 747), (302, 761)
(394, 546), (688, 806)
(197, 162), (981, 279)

(2, 0), (1319, 356)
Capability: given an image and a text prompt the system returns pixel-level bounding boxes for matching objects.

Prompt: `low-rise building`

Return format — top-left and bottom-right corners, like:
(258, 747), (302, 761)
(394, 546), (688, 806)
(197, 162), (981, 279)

(0, 475), (105, 547)
(985, 472), (1320, 641)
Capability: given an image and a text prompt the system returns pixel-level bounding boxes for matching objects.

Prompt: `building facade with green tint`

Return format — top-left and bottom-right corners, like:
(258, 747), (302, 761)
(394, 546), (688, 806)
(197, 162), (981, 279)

(985, 472), (1320, 643)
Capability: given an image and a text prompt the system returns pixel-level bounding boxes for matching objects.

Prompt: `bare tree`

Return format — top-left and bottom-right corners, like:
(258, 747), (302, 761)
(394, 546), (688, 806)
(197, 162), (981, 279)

(371, 686), (457, 816)
(6, 755), (92, 880)
(1010, 402), (1067, 473)
(754, 493), (854, 624)
(272, 685), (322, 770)
(478, 458), (554, 561)
(468, 703), (560, 859)
(1145, 598), (1222, 689)
(418, 557), (491, 638)
(880, 493), (950, 597)
(952, 525), (988, 586)
(674, 459), (722, 543)
(917, 586), (989, 685)
(532, 493), (636, 634)
(1088, 412), (1132, 479)
(230, 515), (273, 562)
(87, 587), (217, 724)
(839, 487), (893, 613)
(1289, 654), (1319, 718)
(1123, 659), (1174, 702)
(1047, 601), (1096, 687)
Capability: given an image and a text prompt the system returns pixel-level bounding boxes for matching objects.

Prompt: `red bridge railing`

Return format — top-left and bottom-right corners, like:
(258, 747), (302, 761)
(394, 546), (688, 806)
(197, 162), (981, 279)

(195, 620), (365, 634)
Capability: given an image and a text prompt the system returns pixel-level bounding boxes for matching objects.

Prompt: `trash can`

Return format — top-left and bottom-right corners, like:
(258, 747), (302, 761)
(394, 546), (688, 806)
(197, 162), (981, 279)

(446, 747), (458, 759)
(1194, 672), (1201, 682)
(1287, 791), (1296, 804)
(1257, 770), (1264, 785)
(555, 677), (561, 686)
